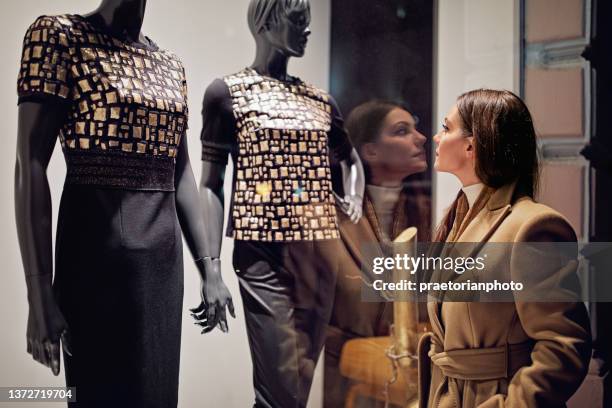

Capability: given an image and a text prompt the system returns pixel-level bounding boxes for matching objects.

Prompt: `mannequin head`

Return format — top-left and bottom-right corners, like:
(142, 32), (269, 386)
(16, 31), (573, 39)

(248, 0), (311, 58)
(346, 100), (427, 187)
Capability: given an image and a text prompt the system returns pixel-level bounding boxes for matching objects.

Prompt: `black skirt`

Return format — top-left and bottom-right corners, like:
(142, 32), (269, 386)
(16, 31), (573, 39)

(53, 185), (184, 408)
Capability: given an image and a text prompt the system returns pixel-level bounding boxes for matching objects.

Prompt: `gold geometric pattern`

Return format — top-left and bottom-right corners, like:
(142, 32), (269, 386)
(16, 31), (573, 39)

(223, 68), (340, 242)
(17, 14), (187, 161)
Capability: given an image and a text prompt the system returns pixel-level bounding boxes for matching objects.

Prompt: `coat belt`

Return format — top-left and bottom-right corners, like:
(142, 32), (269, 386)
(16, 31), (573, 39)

(424, 333), (533, 381)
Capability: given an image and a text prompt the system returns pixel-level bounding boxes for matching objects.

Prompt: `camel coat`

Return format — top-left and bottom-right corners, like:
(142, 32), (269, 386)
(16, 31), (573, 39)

(418, 182), (592, 408)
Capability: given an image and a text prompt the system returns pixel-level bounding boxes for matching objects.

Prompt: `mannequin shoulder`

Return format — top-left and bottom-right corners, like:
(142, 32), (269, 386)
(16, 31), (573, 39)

(300, 82), (341, 114)
(24, 14), (75, 37)
(327, 94), (342, 114)
(203, 78), (232, 111)
(297, 78), (331, 99)
(158, 48), (183, 65)
(222, 68), (257, 87)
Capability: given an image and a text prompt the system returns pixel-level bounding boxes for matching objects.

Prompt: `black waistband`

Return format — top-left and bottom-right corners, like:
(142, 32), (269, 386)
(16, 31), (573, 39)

(65, 150), (175, 191)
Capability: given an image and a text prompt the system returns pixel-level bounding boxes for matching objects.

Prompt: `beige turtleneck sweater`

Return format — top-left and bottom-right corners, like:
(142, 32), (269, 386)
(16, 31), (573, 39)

(366, 184), (403, 241)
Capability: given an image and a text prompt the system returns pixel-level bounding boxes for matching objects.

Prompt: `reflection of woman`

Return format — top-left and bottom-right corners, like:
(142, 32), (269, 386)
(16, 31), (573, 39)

(324, 101), (431, 407)
(419, 89), (591, 407)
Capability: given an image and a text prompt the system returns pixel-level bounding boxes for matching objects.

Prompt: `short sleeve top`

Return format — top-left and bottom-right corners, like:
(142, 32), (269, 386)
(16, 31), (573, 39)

(200, 77), (352, 166)
(200, 68), (354, 242)
(17, 14), (188, 191)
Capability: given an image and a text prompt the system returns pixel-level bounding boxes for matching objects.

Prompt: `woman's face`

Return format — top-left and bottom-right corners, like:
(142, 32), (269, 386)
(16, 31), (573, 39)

(362, 108), (428, 179)
(264, 6), (312, 57)
(433, 104), (474, 176)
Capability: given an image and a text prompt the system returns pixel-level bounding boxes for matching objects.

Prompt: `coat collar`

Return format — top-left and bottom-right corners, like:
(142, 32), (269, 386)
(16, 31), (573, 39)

(457, 181), (519, 243)
(487, 180), (519, 211)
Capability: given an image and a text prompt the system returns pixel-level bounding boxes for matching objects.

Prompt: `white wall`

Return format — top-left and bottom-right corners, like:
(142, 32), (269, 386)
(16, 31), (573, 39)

(0, 1), (331, 407)
(434, 0), (520, 223)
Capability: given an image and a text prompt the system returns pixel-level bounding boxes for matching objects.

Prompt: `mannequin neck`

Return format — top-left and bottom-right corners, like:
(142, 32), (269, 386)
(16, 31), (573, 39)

(251, 42), (291, 82)
(87, 0), (147, 43)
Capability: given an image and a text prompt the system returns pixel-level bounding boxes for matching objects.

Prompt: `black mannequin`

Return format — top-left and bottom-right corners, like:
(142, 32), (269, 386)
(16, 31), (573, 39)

(15, 0), (233, 384)
(195, 0), (365, 319)
(197, 0), (365, 406)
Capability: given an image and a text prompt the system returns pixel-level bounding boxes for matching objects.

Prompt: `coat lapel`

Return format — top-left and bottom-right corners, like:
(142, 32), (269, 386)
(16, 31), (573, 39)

(431, 182), (518, 331)
(457, 182), (517, 245)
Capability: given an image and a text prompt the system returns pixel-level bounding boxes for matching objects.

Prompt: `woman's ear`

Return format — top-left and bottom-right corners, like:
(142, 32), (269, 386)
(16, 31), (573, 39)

(361, 143), (378, 163)
(465, 138), (474, 158)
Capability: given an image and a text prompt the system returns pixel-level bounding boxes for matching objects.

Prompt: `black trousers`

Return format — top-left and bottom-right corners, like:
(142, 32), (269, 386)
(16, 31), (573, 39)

(233, 239), (340, 408)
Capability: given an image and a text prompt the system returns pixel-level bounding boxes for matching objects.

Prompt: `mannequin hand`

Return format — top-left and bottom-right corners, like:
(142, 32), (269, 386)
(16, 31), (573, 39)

(26, 276), (72, 376)
(335, 193), (363, 224)
(190, 258), (235, 334)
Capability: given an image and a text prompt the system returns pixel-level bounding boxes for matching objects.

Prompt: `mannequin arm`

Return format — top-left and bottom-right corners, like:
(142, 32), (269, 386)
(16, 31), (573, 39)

(15, 102), (72, 376)
(174, 141), (234, 333)
(197, 161), (226, 258)
(189, 160), (231, 332)
(337, 147), (365, 223)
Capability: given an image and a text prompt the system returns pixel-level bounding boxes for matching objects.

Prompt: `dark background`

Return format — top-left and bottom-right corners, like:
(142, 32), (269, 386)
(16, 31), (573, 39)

(329, 0), (434, 193)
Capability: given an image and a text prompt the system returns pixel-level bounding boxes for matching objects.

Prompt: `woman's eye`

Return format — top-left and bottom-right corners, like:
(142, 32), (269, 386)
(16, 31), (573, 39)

(442, 124), (449, 132)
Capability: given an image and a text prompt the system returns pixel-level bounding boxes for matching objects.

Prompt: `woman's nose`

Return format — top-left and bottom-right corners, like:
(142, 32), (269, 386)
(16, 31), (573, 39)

(416, 130), (427, 146)
(304, 27), (312, 37)
(433, 132), (440, 145)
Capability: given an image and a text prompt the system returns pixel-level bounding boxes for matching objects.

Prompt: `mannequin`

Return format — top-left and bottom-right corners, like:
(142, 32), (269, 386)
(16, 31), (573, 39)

(15, 1), (232, 406)
(197, 0), (365, 406)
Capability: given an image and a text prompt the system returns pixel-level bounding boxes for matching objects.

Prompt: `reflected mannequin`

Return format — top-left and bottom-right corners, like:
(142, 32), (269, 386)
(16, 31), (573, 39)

(15, 1), (231, 406)
(197, 0), (365, 406)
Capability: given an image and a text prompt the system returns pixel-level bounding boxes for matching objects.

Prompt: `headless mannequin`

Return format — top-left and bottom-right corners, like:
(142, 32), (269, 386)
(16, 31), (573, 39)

(194, 1), (365, 325)
(15, 0), (233, 378)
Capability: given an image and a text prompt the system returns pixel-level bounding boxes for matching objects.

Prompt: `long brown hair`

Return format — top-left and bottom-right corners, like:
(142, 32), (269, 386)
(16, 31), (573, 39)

(458, 89), (540, 197)
(434, 89), (540, 242)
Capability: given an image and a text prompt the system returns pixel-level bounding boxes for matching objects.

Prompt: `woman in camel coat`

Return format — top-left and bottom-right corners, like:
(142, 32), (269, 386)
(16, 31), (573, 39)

(418, 89), (592, 407)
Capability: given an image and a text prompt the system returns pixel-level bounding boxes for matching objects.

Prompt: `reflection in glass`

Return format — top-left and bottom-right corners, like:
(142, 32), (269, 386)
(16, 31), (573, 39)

(324, 101), (431, 408)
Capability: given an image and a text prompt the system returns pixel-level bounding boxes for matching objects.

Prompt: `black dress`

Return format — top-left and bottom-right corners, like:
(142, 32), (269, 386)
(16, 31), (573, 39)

(18, 14), (188, 408)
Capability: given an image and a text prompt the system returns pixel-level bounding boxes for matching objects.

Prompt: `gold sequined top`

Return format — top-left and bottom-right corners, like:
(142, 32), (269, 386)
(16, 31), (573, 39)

(17, 14), (188, 191)
(201, 68), (353, 242)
